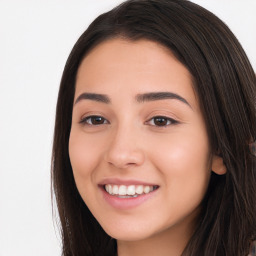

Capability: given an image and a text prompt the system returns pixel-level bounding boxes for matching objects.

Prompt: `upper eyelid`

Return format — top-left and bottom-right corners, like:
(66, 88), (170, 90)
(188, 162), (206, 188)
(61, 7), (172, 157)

(79, 115), (109, 124)
(146, 112), (179, 121)
(146, 116), (179, 125)
(79, 112), (108, 121)
(146, 115), (176, 121)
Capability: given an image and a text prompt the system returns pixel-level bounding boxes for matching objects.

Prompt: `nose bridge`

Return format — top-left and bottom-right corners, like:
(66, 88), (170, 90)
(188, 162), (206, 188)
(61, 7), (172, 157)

(105, 121), (145, 168)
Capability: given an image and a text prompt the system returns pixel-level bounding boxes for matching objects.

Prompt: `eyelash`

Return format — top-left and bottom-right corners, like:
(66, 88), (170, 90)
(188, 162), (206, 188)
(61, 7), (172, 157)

(79, 115), (109, 126)
(79, 115), (179, 127)
(146, 116), (179, 127)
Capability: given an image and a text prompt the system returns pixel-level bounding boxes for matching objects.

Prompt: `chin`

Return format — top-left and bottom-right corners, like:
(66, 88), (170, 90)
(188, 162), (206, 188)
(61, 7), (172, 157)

(101, 221), (155, 242)
(109, 231), (152, 242)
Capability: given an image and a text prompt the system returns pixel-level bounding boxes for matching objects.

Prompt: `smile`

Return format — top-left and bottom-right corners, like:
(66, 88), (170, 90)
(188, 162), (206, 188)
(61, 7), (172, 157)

(104, 184), (159, 198)
(99, 179), (160, 209)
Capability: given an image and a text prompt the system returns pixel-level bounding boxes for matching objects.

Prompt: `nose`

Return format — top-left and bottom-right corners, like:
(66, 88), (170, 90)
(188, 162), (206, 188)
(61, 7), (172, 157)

(104, 126), (145, 169)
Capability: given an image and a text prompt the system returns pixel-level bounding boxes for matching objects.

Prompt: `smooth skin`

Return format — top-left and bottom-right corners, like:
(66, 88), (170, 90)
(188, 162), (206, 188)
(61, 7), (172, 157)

(69, 39), (226, 256)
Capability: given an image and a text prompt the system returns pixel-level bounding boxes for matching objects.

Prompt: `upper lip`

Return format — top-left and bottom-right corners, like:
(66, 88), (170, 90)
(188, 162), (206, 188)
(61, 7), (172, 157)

(98, 178), (158, 186)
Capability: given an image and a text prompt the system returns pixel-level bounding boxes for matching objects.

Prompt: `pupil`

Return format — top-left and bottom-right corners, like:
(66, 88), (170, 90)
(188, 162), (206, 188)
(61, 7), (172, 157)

(155, 117), (167, 126)
(92, 116), (104, 125)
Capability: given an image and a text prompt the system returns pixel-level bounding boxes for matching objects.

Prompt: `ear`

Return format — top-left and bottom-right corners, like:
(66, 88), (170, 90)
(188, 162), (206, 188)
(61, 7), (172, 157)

(211, 154), (227, 175)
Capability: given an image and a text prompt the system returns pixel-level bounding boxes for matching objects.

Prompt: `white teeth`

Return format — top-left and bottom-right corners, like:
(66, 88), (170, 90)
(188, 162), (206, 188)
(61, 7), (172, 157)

(143, 186), (150, 194)
(108, 185), (112, 195)
(112, 185), (119, 195)
(104, 184), (157, 196)
(119, 185), (127, 195)
(127, 185), (136, 195)
(135, 185), (144, 194)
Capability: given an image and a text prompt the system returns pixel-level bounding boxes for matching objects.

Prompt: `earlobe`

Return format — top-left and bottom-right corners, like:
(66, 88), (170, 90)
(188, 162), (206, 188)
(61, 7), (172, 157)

(211, 155), (227, 175)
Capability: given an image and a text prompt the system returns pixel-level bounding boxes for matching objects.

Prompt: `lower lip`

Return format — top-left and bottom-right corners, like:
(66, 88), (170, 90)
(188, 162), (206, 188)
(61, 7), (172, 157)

(100, 186), (159, 210)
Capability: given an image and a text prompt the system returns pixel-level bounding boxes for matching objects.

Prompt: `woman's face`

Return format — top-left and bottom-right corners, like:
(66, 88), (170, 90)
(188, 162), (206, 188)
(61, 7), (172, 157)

(69, 39), (216, 242)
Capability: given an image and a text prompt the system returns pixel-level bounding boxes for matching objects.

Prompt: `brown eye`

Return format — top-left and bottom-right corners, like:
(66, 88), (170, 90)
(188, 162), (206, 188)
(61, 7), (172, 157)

(147, 116), (178, 127)
(80, 116), (108, 125)
(154, 117), (169, 126)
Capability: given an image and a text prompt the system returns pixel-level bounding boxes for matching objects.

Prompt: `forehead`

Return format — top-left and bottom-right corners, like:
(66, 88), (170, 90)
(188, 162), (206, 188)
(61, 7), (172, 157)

(75, 38), (199, 111)
(77, 38), (186, 78)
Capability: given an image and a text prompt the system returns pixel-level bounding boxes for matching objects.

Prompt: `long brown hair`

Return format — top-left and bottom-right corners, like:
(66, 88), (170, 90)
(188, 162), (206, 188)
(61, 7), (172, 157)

(51, 0), (256, 255)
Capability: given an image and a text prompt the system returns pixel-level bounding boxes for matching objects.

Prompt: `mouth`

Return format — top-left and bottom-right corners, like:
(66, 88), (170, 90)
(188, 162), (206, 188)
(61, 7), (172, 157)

(99, 179), (160, 209)
(104, 184), (159, 198)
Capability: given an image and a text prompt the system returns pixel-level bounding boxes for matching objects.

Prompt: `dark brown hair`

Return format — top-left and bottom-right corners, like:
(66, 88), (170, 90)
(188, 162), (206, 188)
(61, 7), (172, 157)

(51, 0), (256, 255)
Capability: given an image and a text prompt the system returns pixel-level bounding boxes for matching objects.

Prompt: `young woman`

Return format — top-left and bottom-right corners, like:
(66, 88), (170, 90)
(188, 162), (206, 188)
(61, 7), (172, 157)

(51, 0), (256, 255)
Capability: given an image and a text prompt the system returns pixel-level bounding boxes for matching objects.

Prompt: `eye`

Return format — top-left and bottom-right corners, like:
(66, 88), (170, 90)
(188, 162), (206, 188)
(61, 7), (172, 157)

(80, 115), (109, 126)
(146, 116), (178, 127)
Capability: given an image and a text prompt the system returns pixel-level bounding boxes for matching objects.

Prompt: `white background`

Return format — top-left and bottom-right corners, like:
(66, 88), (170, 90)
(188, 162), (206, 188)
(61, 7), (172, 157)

(0, 1), (255, 255)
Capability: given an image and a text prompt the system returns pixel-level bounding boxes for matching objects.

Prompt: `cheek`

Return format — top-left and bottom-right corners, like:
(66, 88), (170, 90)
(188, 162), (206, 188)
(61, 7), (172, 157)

(150, 127), (210, 170)
(161, 139), (210, 175)
(68, 130), (103, 187)
(149, 129), (211, 205)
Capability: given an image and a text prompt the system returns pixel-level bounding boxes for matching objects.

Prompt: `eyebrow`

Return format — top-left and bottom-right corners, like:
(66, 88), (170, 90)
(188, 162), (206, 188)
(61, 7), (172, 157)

(74, 93), (110, 104)
(74, 91), (192, 109)
(135, 92), (191, 108)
